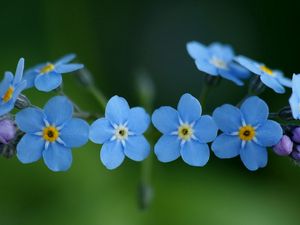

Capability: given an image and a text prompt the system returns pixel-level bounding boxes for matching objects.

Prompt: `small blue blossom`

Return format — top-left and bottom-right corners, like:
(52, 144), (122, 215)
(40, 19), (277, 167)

(16, 96), (89, 172)
(212, 96), (282, 171)
(0, 58), (27, 116)
(289, 74), (300, 119)
(24, 54), (84, 92)
(186, 41), (250, 86)
(235, 55), (291, 93)
(152, 93), (218, 167)
(89, 96), (151, 170)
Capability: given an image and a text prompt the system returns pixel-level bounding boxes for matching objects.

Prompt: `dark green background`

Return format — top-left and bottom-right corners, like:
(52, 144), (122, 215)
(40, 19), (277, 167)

(1, 0), (300, 224)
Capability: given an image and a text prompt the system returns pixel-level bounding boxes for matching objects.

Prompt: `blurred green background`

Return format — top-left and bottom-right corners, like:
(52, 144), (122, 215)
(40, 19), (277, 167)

(1, 0), (300, 224)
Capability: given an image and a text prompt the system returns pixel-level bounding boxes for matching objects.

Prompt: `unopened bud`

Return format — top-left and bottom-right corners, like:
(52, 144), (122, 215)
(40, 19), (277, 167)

(273, 135), (293, 156)
(15, 94), (31, 109)
(278, 106), (293, 121)
(248, 76), (265, 95)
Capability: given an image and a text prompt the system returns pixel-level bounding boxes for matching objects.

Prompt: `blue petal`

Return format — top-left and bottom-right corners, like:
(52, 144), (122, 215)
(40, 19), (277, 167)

(255, 120), (282, 147)
(208, 43), (234, 62)
(55, 63), (84, 73)
(23, 65), (42, 89)
(124, 135), (150, 161)
(13, 58), (24, 85)
(212, 104), (242, 133)
(12, 80), (27, 102)
(89, 118), (114, 144)
(154, 135), (181, 162)
(60, 118), (89, 148)
(275, 71), (292, 88)
(181, 141), (210, 167)
(152, 106), (179, 134)
(43, 142), (72, 172)
(289, 93), (300, 119)
(100, 141), (125, 170)
(292, 74), (300, 97)
(195, 59), (218, 76)
(194, 115), (218, 143)
(105, 95), (130, 125)
(229, 63), (251, 80)
(55, 54), (76, 65)
(44, 96), (73, 126)
(240, 141), (268, 171)
(235, 55), (261, 75)
(186, 41), (209, 60)
(218, 68), (244, 86)
(260, 75), (285, 94)
(16, 108), (45, 133)
(177, 93), (202, 123)
(34, 72), (62, 92)
(17, 134), (44, 163)
(212, 134), (241, 158)
(127, 107), (150, 134)
(0, 72), (14, 97)
(240, 96), (268, 126)
(0, 102), (14, 116)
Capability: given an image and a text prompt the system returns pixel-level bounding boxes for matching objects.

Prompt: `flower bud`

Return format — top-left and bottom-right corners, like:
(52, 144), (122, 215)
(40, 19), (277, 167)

(0, 118), (16, 144)
(291, 127), (300, 143)
(15, 94), (31, 109)
(278, 106), (294, 121)
(248, 76), (266, 95)
(273, 135), (293, 156)
(291, 149), (300, 161)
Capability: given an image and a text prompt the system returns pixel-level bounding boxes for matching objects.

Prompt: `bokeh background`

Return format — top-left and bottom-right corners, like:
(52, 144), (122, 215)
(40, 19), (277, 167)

(1, 0), (300, 224)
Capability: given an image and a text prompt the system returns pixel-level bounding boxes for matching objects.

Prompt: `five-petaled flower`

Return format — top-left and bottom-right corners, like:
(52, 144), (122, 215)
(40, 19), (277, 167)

(152, 93), (218, 166)
(0, 58), (27, 116)
(289, 74), (300, 119)
(89, 96), (151, 170)
(186, 41), (250, 86)
(16, 96), (89, 172)
(24, 54), (84, 92)
(212, 96), (282, 171)
(235, 55), (291, 93)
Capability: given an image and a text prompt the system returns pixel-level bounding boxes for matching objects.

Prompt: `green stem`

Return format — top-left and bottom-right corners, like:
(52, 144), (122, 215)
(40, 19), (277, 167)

(199, 84), (209, 110)
(88, 85), (107, 112)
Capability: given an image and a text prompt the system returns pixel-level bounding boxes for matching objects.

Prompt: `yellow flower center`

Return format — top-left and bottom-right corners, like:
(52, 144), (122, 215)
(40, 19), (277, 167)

(2, 86), (14, 102)
(178, 124), (193, 141)
(260, 65), (274, 76)
(238, 125), (256, 141)
(40, 63), (55, 74)
(43, 126), (59, 142)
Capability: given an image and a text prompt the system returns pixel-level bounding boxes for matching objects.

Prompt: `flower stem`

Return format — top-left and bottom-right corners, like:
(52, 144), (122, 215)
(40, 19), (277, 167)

(87, 85), (107, 113)
(199, 84), (209, 109)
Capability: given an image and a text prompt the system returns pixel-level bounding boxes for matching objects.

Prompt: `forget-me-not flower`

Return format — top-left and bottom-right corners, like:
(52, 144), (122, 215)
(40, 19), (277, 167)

(0, 58), (27, 116)
(16, 96), (89, 172)
(152, 93), (218, 167)
(235, 55), (291, 93)
(24, 54), (83, 92)
(89, 96), (151, 170)
(212, 96), (282, 171)
(289, 74), (300, 119)
(186, 41), (250, 86)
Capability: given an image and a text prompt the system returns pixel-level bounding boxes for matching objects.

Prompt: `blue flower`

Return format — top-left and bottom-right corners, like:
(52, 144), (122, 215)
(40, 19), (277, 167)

(152, 93), (218, 167)
(0, 58), (27, 116)
(24, 54), (84, 92)
(15, 96), (89, 172)
(235, 55), (291, 93)
(89, 96), (151, 170)
(212, 96), (282, 171)
(289, 74), (300, 119)
(186, 41), (250, 86)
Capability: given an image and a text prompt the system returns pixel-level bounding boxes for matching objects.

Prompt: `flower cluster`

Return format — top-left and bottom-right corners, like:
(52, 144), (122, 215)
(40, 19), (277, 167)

(0, 40), (298, 173)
